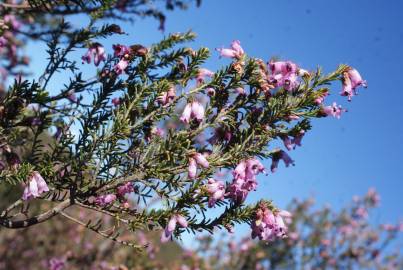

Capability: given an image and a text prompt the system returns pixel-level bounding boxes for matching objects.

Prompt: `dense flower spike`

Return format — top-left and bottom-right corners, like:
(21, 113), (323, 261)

(22, 172), (49, 201)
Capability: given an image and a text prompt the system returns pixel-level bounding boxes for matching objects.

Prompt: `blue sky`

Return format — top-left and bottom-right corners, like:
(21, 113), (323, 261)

(129, 0), (403, 225)
(28, 0), (402, 242)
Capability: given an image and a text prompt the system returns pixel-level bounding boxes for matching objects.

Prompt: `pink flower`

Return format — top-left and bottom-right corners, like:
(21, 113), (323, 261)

(48, 257), (66, 270)
(94, 194), (117, 206)
(188, 157), (197, 179)
(112, 44), (130, 57)
(208, 126), (232, 144)
(235, 87), (246, 95)
(81, 43), (107, 66)
(206, 178), (225, 207)
(176, 215), (188, 227)
(0, 37), (7, 48)
(366, 188), (380, 206)
(112, 97), (121, 106)
(246, 158), (265, 176)
(228, 158), (265, 202)
(4, 15), (21, 30)
(180, 103), (192, 124)
(151, 127), (165, 138)
(348, 68), (367, 89)
(216, 48), (237, 58)
(280, 135), (294, 151)
(216, 40), (244, 59)
(268, 60), (300, 91)
(180, 101), (205, 124)
(340, 68), (367, 101)
(323, 102), (346, 119)
(161, 214), (188, 243)
(381, 224), (397, 232)
(117, 182), (134, 198)
(251, 205), (291, 242)
(233, 160), (247, 180)
(269, 60), (297, 75)
(22, 171), (49, 200)
(114, 59), (129, 74)
(292, 130), (305, 148)
(193, 153), (209, 168)
(298, 68), (310, 76)
(206, 87), (215, 96)
(187, 152), (209, 179)
(271, 150), (295, 173)
(354, 207), (368, 219)
(157, 86), (176, 106)
(315, 91), (329, 105)
(283, 72), (299, 91)
(191, 101), (205, 122)
(196, 68), (214, 84)
(340, 72), (354, 101)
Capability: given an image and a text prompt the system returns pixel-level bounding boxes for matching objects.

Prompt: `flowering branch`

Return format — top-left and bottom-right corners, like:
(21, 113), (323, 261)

(0, 1), (369, 250)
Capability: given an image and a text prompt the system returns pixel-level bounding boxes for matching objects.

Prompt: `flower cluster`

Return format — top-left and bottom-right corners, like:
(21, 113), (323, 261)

(216, 40), (245, 59)
(157, 85), (176, 106)
(112, 44), (131, 74)
(205, 178), (225, 207)
(251, 204), (292, 242)
(268, 60), (301, 91)
(94, 194), (117, 207)
(227, 158), (265, 203)
(81, 43), (107, 66)
(22, 172), (49, 201)
(180, 101), (205, 124)
(341, 68), (367, 101)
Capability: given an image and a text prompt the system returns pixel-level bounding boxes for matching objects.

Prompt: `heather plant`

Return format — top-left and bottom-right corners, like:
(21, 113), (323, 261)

(0, 0), (370, 252)
(0, 189), (400, 270)
(190, 189), (402, 270)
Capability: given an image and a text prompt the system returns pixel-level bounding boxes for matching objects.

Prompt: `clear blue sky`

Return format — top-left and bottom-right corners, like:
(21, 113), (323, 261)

(129, 0), (403, 225)
(28, 0), (402, 241)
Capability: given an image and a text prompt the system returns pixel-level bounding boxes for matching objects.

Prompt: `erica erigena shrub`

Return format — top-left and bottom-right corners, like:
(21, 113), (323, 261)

(0, 0), (367, 249)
